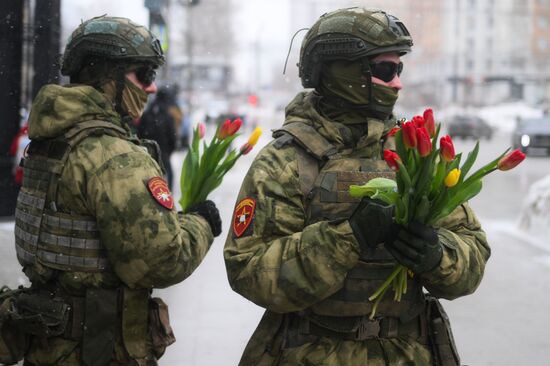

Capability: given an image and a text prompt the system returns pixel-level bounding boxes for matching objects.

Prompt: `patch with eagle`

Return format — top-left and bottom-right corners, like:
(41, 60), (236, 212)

(147, 177), (174, 210)
(232, 197), (256, 237)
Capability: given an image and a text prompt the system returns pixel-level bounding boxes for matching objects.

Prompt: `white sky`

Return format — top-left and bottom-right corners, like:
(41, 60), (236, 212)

(61, 0), (292, 88)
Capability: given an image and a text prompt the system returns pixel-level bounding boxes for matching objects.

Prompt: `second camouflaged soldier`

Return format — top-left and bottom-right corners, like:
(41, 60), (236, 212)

(1, 16), (221, 366)
(224, 8), (490, 366)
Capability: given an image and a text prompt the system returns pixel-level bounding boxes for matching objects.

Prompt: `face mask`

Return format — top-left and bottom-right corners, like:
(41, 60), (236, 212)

(318, 60), (400, 123)
(101, 78), (149, 120)
(319, 60), (370, 105)
(121, 79), (149, 120)
(371, 83), (399, 109)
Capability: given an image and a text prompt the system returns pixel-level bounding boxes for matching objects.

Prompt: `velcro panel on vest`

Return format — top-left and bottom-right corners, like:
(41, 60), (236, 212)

(318, 171), (397, 204)
(308, 158), (396, 224)
(122, 288), (150, 360)
(273, 123), (337, 160)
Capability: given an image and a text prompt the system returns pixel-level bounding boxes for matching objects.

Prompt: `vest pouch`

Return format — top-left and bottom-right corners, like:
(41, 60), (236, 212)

(0, 289), (27, 365)
(81, 288), (118, 366)
(426, 295), (460, 366)
(148, 297), (175, 359)
(121, 288), (149, 361)
(16, 291), (70, 337)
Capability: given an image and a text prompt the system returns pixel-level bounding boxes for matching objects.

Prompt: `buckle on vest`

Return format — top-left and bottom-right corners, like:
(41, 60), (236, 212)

(356, 317), (381, 340)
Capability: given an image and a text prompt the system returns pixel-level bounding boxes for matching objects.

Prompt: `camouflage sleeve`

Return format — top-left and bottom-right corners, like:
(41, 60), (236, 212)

(420, 203), (491, 300)
(85, 136), (214, 289)
(224, 143), (360, 313)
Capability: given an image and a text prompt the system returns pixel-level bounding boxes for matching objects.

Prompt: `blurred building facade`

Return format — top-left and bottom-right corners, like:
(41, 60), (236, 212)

(284, 0), (550, 109)
(161, 0), (234, 113)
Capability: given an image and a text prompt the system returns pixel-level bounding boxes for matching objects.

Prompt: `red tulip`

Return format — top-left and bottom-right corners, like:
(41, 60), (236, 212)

(497, 149), (526, 171)
(384, 149), (401, 171)
(240, 142), (253, 155)
(402, 121), (417, 149)
(198, 123), (206, 139)
(423, 108), (436, 137)
(386, 127), (400, 137)
(416, 127), (432, 157)
(217, 119), (232, 139)
(412, 115), (425, 129)
(439, 135), (455, 162)
(227, 118), (242, 136)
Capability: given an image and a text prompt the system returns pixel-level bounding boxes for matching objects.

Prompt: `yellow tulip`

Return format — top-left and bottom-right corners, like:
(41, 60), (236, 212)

(247, 127), (262, 146)
(444, 168), (461, 187)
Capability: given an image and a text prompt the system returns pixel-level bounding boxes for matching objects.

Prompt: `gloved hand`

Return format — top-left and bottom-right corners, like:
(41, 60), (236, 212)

(186, 200), (222, 237)
(385, 221), (443, 274)
(349, 197), (394, 251)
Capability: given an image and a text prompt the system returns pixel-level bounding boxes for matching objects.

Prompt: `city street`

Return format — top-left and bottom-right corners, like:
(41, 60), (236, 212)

(1, 127), (549, 365)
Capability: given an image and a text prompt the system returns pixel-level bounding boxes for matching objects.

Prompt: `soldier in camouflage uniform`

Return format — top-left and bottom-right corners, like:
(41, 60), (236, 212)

(224, 8), (490, 366)
(4, 16), (221, 366)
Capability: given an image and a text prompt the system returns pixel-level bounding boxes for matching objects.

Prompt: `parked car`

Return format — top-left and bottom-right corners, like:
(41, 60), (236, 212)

(512, 117), (550, 156)
(446, 115), (493, 140)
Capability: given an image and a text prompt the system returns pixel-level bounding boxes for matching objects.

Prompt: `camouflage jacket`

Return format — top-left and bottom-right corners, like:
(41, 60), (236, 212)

(224, 91), (491, 366)
(20, 84), (213, 365)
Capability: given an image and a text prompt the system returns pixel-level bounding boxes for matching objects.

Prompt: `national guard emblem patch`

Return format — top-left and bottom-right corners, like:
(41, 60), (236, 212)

(232, 197), (256, 237)
(147, 177), (174, 210)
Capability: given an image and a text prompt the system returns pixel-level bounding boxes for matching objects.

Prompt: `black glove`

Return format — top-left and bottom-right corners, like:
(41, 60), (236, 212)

(385, 221), (443, 274)
(187, 200), (222, 237)
(349, 197), (394, 251)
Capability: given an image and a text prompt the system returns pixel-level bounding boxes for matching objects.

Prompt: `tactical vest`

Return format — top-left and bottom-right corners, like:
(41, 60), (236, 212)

(273, 122), (425, 322)
(14, 121), (127, 275)
(13, 120), (169, 363)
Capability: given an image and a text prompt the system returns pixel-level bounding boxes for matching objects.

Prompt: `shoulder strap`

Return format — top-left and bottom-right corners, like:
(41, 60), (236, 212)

(271, 123), (329, 202)
(295, 146), (319, 200)
(273, 122), (337, 161)
(63, 120), (127, 147)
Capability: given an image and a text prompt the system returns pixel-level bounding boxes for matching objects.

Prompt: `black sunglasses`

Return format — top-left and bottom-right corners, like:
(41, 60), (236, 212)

(369, 61), (403, 82)
(135, 66), (157, 86)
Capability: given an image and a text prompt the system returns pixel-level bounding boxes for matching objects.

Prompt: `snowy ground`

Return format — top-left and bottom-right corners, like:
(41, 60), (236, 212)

(1, 112), (549, 365)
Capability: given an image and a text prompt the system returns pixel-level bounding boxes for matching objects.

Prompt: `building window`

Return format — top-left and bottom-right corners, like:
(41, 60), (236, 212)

(467, 59), (474, 69)
(486, 59), (492, 71)
(538, 38), (548, 51)
(538, 16), (548, 29)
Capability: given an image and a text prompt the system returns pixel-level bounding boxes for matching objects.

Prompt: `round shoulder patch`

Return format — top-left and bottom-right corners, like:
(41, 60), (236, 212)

(232, 197), (256, 237)
(147, 177), (174, 210)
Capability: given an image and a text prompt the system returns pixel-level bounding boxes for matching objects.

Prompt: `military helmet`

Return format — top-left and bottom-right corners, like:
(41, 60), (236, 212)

(61, 16), (165, 77)
(299, 8), (413, 88)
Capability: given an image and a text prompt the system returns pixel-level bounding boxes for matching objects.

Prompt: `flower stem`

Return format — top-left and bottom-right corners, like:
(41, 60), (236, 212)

(369, 283), (390, 320)
(369, 265), (403, 301)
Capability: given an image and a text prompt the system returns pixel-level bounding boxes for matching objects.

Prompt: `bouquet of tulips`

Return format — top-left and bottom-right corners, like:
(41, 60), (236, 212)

(179, 118), (262, 212)
(349, 108), (525, 319)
